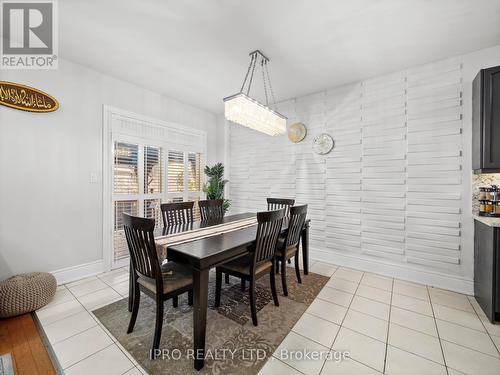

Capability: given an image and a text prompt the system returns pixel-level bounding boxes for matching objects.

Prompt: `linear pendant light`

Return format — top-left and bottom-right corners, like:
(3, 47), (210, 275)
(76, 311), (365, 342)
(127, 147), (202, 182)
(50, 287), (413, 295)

(224, 50), (287, 136)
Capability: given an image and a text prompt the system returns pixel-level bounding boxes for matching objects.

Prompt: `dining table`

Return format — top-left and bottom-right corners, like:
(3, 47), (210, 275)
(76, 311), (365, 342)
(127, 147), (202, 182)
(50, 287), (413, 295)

(129, 211), (310, 370)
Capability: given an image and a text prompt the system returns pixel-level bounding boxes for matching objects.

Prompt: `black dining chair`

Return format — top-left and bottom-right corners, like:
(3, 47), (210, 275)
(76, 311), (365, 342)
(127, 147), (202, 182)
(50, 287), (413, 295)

(215, 209), (285, 326)
(267, 198), (295, 217)
(123, 213), (193, 355)
(159, 201), (195, 307)
(267, 198), (295, 264)
(198, 199), (225, 221)
(160, 201), (194, 226)
(275, 205), (308, 296)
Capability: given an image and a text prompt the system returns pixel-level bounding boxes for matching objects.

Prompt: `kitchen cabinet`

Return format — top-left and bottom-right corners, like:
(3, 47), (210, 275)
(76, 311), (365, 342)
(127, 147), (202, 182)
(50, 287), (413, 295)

(473, 65), (500, 173)
(474, 218), (500, 322)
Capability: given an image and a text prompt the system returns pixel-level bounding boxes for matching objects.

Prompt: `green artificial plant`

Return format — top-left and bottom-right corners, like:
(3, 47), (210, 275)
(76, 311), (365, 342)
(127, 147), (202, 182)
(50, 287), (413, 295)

(202, 163), (231, 212)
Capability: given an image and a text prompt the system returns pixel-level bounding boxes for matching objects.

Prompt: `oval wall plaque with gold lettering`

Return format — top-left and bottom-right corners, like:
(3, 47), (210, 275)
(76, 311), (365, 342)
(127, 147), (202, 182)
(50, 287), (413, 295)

(0, 81), (59, 113)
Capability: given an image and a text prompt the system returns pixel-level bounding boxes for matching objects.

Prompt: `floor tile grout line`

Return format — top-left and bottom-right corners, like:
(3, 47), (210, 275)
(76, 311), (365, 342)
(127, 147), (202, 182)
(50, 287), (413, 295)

(48, 319), (101, 346)
(431, 301), (479, 315)
(317, 271), (365, 375)
(327, 283), (394, 307)
(438, 337), (500, 359)
(67, 284), (111, 299)
(270, 355), (307, 374)
(60, 342), (117, 372)
(385, 344), (448, 369)
(466, 292), (500, 357)
(391, 290), (431, 302)
(288, 330), (332, 352)
(382, 278), (394, 374)
(389, 320), (438, 339)
(426, 284), (449, 375)
(315, 296), (352, 310)
(38, 306), (85, 328)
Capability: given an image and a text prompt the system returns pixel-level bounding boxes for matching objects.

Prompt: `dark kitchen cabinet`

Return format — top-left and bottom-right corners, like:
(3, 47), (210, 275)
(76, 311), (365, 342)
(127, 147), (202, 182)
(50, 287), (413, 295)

(473, 65), (500, 173)
(474, 219), (500, 323)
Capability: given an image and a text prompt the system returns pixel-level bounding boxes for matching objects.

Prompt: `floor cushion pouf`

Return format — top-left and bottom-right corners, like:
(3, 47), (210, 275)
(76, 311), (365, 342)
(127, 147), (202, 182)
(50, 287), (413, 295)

(0, 272), (57, 318)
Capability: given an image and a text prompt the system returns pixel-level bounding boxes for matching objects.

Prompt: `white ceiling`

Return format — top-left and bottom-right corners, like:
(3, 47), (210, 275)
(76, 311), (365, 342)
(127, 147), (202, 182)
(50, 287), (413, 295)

(60, 0), (500, 113)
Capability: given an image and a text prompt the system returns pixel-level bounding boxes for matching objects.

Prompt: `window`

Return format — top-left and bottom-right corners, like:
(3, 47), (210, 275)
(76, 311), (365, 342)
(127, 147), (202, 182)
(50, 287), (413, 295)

(113, 142), (163, 261)
(144, 146), (162, 194)
(168, 150), (184, 193)
(188, 152), (203, 192)
(112, 143), (204, 262)
(167, 150), (204, 220)
(114, 142), (139, 194)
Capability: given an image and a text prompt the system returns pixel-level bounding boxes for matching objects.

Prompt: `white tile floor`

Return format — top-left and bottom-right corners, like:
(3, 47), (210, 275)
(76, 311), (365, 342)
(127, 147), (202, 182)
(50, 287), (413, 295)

(35, 261), (500, 375)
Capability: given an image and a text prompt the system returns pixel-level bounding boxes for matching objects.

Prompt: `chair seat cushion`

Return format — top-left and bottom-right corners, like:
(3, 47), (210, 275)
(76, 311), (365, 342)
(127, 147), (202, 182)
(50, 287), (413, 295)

(276, 245), (297, 259)
(218, 255), (272, 276)
(138, 262), (192, 295)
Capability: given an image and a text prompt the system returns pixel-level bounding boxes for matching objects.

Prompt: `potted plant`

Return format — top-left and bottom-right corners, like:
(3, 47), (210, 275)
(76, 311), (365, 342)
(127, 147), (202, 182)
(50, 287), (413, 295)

(202, 163), (231, 212)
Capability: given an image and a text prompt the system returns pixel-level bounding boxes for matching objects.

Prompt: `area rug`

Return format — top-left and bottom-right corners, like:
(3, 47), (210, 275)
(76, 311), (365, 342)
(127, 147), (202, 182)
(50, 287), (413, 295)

(93, 270), (328, 374)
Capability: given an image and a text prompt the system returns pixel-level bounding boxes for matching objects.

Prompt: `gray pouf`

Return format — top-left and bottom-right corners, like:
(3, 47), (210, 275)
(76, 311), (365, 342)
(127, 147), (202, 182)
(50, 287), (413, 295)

(0, 272), (57, 318)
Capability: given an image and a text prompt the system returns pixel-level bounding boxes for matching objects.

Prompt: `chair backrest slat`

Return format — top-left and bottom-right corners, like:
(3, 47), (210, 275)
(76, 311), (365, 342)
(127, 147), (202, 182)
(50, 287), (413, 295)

(252, 209), (285, 266)
(123, 213), (162, 290)
(267, 198), (295, 217)
(160, 201), (194, 226)
(285, 205), (308, 249)
(198, 199), (224, 221)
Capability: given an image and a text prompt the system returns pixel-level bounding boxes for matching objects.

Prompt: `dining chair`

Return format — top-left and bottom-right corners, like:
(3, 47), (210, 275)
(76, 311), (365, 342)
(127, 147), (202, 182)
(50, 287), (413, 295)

(198, 199), (225, 221)
(267, 198), (295, 217)
(160, 201), (194, 226)
(123, 213), (193, 355)
(215, 209), (285, 326)
(275, 205), (308, 296)
(267, 198), (295, 265)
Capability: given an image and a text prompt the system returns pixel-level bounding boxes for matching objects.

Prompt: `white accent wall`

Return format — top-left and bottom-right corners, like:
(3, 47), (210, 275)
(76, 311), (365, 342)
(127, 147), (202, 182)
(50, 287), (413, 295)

(0, 59), (217, 282)
(227, 45), (500, 293)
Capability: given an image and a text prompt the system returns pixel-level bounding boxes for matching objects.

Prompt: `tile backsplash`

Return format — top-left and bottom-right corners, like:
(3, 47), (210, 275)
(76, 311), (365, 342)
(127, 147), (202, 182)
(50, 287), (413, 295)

(472, 173), (500, 214)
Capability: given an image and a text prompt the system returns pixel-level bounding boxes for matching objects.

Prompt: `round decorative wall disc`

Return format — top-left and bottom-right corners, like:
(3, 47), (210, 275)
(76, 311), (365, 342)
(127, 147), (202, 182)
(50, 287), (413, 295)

(288, 122), (307, 143)
(313, 133), (335, 155)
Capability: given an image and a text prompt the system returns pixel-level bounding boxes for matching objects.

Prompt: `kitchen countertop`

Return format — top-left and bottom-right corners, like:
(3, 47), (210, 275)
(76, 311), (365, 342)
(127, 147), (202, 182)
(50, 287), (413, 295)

(474, 215), (500, 227)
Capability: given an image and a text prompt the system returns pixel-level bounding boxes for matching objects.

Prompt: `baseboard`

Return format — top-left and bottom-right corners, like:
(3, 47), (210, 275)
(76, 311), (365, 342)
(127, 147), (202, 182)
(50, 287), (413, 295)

(310, 249), (474, 295)
(50, 259), (105, 285)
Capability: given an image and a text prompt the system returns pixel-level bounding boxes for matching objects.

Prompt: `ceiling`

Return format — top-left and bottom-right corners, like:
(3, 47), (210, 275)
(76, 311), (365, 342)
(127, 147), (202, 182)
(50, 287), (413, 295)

(60, 0), (500, 114)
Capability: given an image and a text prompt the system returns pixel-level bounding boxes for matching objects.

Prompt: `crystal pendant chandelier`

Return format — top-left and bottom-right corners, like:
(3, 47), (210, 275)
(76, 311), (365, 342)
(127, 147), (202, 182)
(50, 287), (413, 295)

(224, 50), (287, 136)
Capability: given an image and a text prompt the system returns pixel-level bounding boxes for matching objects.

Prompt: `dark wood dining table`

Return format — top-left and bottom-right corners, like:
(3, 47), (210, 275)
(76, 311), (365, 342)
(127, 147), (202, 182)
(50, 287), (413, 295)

(129, 212), (310, 370)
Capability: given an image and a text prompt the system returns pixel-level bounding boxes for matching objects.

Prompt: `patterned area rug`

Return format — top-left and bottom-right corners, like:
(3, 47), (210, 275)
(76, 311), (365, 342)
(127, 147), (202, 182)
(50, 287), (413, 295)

(93, 270), (328, 374)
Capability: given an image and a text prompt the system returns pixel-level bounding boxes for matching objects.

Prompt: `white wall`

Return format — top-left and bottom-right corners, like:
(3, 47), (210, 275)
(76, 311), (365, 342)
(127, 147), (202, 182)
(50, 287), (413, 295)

(0, 59), (217, 281)
(226, 45), (500, 294)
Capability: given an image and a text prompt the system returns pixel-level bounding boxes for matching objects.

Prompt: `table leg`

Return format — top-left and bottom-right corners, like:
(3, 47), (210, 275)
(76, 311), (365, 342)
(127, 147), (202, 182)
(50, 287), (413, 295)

(128, 261), (133, 312)
(301, 223), (310, 275)
(193, 268), (209, 371)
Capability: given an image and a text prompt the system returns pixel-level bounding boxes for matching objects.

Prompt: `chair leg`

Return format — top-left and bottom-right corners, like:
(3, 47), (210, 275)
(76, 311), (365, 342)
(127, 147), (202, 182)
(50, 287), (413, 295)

(215, 269), (222, 308)
(281, 256), (288, 296)
(225, 273), (230, 284)
(152, 298), (164, 353)
(127, 281), (140, 334)
(270, 264), (279, 307)
(173, 296), (178, 308)
(241, 279), (246, 292)
(294, 252), (302, 284)
(249, 278), (258, 326)
(276, 259), (280, 274)
(188, 290), (193, 306)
